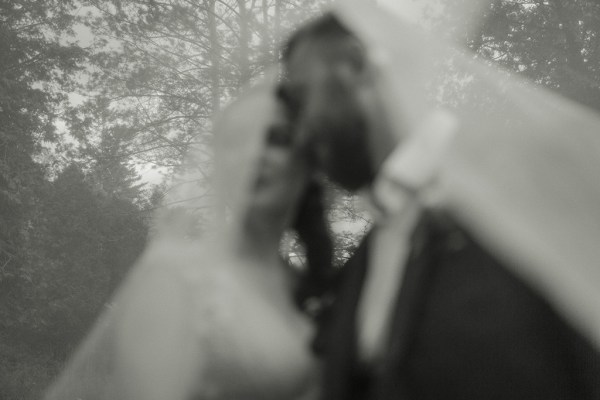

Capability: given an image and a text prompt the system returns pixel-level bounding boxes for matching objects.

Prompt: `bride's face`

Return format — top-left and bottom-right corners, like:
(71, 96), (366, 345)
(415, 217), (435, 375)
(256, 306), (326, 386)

(214, 83), (309, 239)
(247, 101), (308, 228)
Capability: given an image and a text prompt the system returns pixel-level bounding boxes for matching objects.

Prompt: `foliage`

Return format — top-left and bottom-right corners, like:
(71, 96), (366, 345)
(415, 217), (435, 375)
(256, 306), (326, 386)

(0, 163), (149, 400)
(0, 2), (149, 399)
(426, 0), (600, 111)
(70, 0), (331, 180)
(0, 0), (84, 277)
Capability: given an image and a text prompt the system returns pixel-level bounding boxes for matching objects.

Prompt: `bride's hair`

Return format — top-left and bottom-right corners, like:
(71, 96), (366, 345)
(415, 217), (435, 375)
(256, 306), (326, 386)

(290, 178), (338, 320)
(263, 112), (335, 316)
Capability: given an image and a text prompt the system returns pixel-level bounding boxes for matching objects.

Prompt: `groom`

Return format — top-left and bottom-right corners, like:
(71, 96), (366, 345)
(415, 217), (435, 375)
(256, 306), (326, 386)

(279, 13), (600, 400)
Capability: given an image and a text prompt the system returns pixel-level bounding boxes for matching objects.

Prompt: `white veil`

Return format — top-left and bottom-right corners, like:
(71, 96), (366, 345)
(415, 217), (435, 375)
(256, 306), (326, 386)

(44, 77), (317, 400)
(328, 0), (600, 349)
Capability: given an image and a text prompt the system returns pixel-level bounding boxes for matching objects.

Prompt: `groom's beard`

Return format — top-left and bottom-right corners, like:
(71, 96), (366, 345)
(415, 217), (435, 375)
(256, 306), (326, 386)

(301, 75), (376, 192)
(277, 69), (376, 192)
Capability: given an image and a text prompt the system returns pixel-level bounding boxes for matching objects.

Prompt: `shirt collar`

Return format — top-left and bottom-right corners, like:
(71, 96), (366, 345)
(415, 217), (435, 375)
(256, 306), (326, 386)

(367, 109), (459, 223)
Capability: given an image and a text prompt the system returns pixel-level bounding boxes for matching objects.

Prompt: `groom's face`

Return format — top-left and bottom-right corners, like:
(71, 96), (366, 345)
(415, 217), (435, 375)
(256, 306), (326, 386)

(280, 18), (376, 191)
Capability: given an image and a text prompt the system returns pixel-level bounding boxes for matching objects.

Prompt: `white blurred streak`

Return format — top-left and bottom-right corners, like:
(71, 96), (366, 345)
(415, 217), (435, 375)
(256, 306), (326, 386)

(433, 0), (495, 41)
(152, 69), (282, 238)
(45, 78), (318, 400)
(332, 0), (600, 349)
(377, 0), (426, 25)
(377, 0), (494, 41)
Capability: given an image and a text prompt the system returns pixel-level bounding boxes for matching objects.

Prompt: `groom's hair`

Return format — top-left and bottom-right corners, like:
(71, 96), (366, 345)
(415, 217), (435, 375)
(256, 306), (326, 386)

(279, 13), (375, 191)
(281, 13), (361, 68)
(280, 13), (365, 124)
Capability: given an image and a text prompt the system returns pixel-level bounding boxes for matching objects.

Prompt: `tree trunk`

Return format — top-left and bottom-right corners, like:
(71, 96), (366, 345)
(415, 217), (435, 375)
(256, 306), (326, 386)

(207, 0), (221, 114)
(207, 0), (225, 223)
(237, 0), (252, 86)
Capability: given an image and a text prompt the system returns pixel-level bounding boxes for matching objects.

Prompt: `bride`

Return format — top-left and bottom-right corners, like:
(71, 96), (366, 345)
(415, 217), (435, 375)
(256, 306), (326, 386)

(44, 78), (321, 400)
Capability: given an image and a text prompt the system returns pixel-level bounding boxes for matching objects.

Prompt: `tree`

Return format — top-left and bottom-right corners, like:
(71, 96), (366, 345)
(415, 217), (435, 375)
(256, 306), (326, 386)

(0, 0), (85, 287)
(424, 0), (600, 111)
(0, 2), (91, 397)
(69, 0), (331, 200)
(0, 163), (149, 400)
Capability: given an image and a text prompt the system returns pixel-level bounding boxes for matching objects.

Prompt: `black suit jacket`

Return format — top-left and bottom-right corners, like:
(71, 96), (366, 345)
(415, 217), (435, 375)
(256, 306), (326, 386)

(316, 213), (600, 400)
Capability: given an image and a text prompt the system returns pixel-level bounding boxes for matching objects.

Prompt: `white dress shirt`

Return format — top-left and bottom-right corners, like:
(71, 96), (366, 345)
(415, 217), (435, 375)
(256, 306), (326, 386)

(356, 109), (458, 364)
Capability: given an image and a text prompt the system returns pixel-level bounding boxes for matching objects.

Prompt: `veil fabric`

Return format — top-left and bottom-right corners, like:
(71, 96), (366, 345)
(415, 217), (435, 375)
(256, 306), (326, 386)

(330, 0), (600, 349)
(44, 78), (317, 400)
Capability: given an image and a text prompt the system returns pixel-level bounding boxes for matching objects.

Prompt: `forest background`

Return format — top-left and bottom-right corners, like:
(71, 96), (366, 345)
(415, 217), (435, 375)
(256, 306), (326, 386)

(1, 0), (599, 399)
